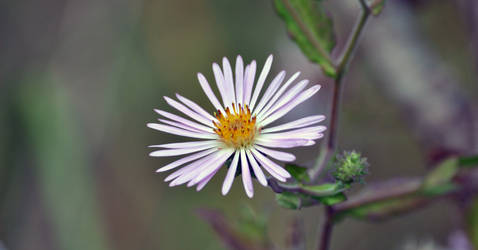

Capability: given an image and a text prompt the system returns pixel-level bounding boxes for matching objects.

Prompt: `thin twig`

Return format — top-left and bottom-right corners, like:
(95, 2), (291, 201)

(309, 0), (371, 182)
(318, 207), (334, 250)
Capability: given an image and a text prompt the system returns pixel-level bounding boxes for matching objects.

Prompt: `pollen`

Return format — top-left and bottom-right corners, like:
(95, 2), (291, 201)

(213, 104), (258, 149)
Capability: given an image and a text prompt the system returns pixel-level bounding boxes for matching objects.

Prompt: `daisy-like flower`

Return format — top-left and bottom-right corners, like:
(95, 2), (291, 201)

(148, 55), (326, 198)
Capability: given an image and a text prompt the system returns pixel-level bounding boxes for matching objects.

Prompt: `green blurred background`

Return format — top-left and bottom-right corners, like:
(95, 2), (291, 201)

(1, 0), (477, 249)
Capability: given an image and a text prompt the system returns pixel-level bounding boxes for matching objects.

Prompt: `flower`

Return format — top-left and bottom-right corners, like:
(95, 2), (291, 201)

(148, 55), (326, 198)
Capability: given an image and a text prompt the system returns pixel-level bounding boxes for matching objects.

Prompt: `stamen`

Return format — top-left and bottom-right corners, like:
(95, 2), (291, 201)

(213, 103), (257, 149)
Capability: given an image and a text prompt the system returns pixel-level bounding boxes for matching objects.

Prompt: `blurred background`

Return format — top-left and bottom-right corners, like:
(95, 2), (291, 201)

(1, 0), (478, 249)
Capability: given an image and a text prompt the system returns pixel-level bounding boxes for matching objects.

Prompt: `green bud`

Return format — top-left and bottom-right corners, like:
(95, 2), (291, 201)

(332, 151), (369, 184)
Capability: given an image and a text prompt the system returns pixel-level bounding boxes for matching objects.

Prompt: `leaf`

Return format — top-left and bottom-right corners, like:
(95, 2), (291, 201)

(276, 192), (302, 209)
(459, 155), (478, 168)
(466, 198), (478, 249)
(274, 0), (337, 78)
(421, 158), (458, 192)
(313, 192), (346, 206)
(301, 182), (345, 196)
(285, 164), (310, 183)
(370, 0), (386, 16)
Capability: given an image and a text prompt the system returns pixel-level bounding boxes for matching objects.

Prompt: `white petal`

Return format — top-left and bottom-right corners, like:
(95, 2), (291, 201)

(164, 151), (219, 182)
(164, 96), (214, 127)
(254, 145), (296, 162)
(249, 55), (273, 110)
(260, 126), (327, 139)
(190, 149), (234, 186)
(155, 109), (213, 133)
(257, 80), (308, 122)
(156, 148), (218, 172)
(197, 73), (226, 114)
(170, 151), (226, 186)
(257, 71), (300, 118)
(195, 168), (219, 191)
(212, 63), (231, 109)
(261, 115), (326, 133)
(249, 150), (286, 182)
(252, 71), (285, 116)
(255, 137), (312, 148)
(149, 144), (216, 157)
(246, 150), (268, 186)
(235, 56), (244, 106)
(149, 140), (218, 149)
(222, 57), (236, 108)
(176, 94), (218, 123)
(158, 119), (204, 133)
(221, 151), (240, 195)
(240, 149), (254, 198)
(259, 85), (321, 127)
(243, 61), (256, 105)
(147, 123), (217, 139)
(251, 148), (291, 180)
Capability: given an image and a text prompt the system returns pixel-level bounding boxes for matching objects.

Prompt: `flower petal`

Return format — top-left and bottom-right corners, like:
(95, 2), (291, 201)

(254, 145), (296, 162)
(212, 63), (231, 109)
(253, 71), (285, 116)
(164, 96), (214, 127)
(149, 140), (218, 149)
(243, 61), (256, 105)
(147, 123), (217, 139)
(261, 115), (325, 133)
(246, 150), (268, 186)
(257, 71), (300, 118)
(221, 151), (240, 195)
(249, 55), (273, 110)
(255, 137), (313, 148)
(250, 148), (291, 180)
(222, 57), (236, 108)
(176, 93), (218, 123)
(197, 73), (226, 114)
(235, 56), (244, 106)
(155, 109), (213, 133)
(241, 149), (254, 198)
(190, 149), (235, 186)
(259, 85), (321, 127)
(149, 144), (216, 157)
(156, 148), (218, 172)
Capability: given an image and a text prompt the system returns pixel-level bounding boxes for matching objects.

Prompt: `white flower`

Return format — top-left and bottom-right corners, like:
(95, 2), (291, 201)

(148, 55), (326, 198)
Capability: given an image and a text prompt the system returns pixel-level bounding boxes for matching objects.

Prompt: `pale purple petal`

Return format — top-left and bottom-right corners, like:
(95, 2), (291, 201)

(164, 96), (213, 127)
(257, 80), (308, 122)
(235, 56), (244, 106)
(259, 85), (321, 127)
(255, 137), (313, 148)
(257, 71), (300, 118)
(246, 150), (267, 186)
(221, 151), (240, 195)
(189, 149), (234, 186)
(254, 145), (296, 162)
(197, 73), (226, 114)
(249, 150), (286, 182)
(158, 119), (204, 133)
(165, 151), (219, 182)
(261, 115), (326, 133)
(170, 151), (226, 186)
(155, 109), (213, 133)
(251, 148), (291, 180)
(252, 71), (285, 116)
(222, 57), (236, 108)
(147, 123), (217, 139)
(249, 55), (273, 110)
(240, 149), (254, 198)
(156, 148), (217, 172)
(149, 144), (216, 157)
(176, 93), (218, 123)
(212, 63), (230, 109)
(243, 61), (256, 105)
(195, 168), (219, 191)
(149, 140), (218, 149)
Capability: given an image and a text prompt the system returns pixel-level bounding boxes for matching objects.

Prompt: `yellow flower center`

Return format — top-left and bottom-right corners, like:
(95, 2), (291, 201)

(213, 104), (258, 149)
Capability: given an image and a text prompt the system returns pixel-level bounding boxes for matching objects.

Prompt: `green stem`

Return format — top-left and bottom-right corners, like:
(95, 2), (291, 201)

(309, 0), (371, 182)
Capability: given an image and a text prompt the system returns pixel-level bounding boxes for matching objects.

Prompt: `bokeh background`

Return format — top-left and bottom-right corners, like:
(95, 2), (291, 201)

(1, 0), (478, 249)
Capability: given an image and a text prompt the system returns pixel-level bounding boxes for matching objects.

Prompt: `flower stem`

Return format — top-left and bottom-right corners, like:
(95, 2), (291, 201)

(309, 0), (371, 182)
(318, 206), (334, 250)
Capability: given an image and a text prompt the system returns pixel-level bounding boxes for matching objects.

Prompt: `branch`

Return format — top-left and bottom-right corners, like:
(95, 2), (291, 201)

(309, 0), (371, 181)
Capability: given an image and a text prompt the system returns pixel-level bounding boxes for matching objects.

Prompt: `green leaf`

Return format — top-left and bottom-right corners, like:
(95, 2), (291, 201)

(466, 198), (478, 249)
(370, 0), (386, 16)
(313, 192), (346, 206)
(276, 192), (302, 209)
(301, 182), (345, 196)
(274, 0), (337, 78)
(285, 164), (310, 183)
(459, 155), (478, 168)
(421, 158), (458, 191)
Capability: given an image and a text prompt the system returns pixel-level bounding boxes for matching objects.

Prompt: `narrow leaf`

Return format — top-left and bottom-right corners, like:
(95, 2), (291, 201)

(421, 158), (458, 191)
(274, 0), (337, 77)
(285, 164), (310, 183)
(276, 192), (302, 209)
